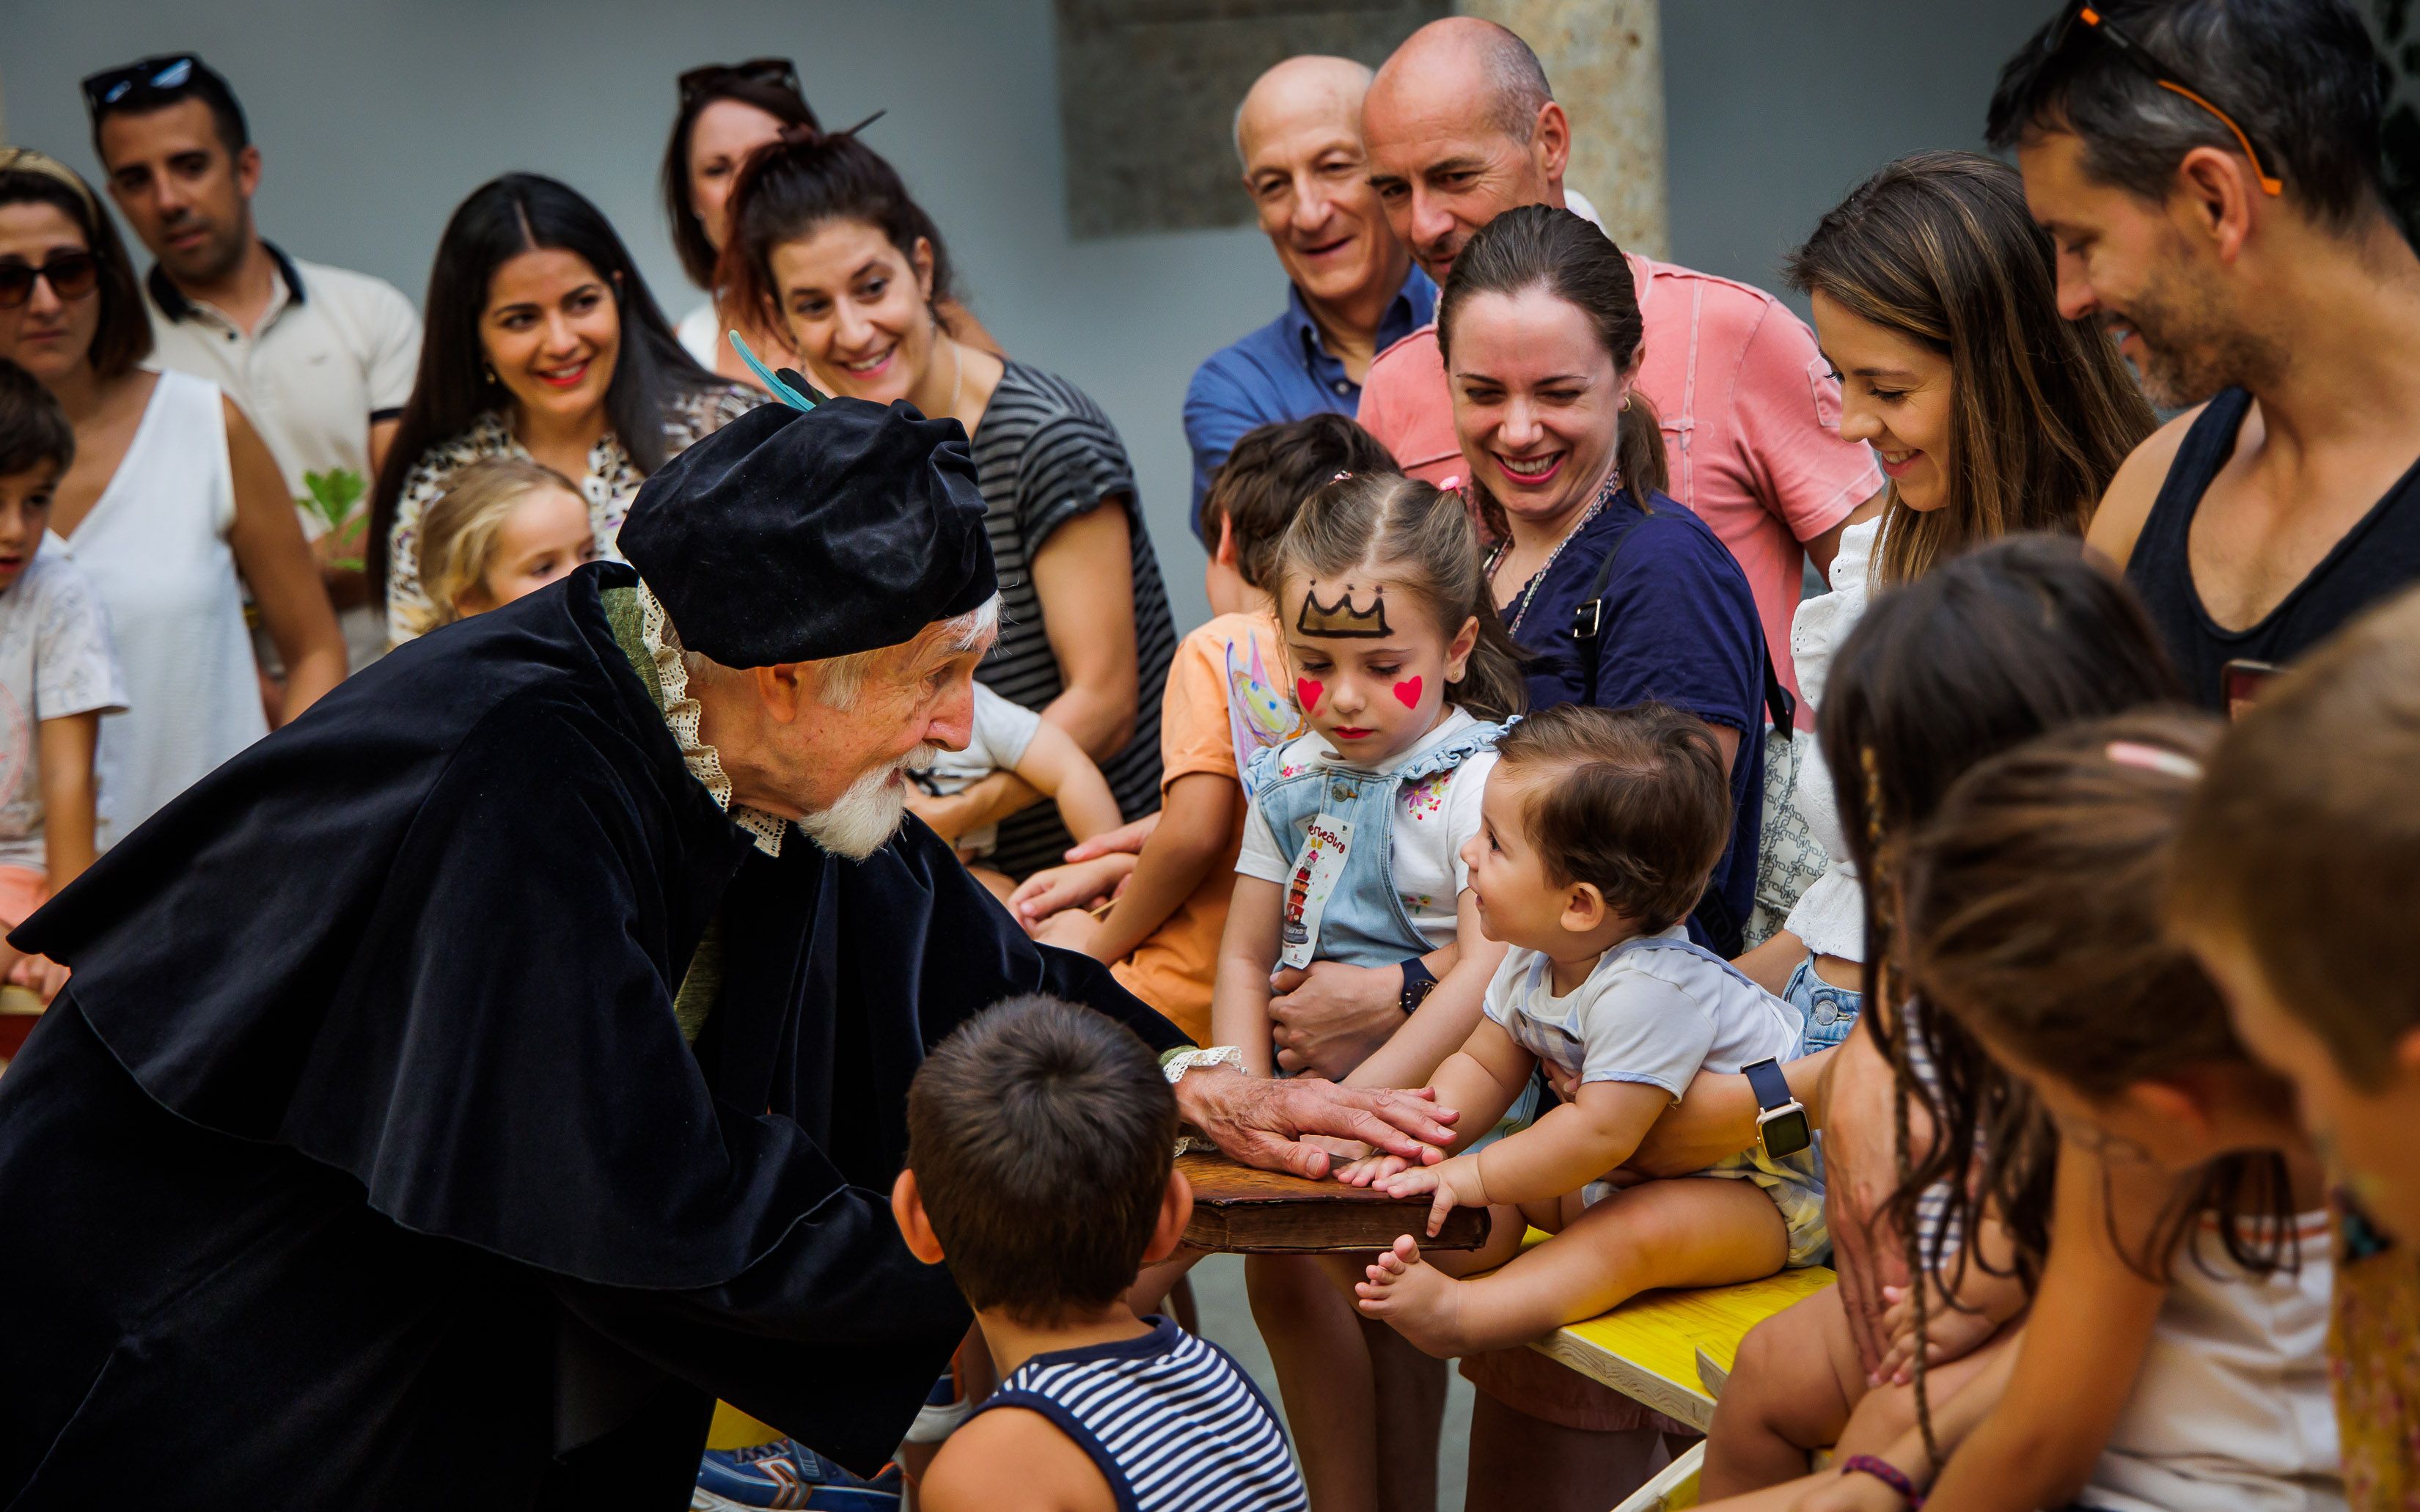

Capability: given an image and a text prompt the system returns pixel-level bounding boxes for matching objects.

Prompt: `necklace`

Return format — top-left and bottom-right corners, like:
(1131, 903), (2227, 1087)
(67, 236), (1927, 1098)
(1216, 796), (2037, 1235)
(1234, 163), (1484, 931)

(1488, 472), (1618, 637)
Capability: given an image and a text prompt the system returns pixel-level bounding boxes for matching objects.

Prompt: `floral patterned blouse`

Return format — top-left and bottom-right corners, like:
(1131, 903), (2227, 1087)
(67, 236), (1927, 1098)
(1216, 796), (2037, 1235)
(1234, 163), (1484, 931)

(383, 383), (760, 645)
(2331, 1193), (2420, 1511)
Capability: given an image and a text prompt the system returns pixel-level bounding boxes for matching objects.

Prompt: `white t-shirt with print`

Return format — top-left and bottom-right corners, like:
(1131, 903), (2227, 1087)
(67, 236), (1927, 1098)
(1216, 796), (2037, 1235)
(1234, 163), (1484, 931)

(0, 543), (128, 873)
(922, 681), (1046, 858)
(1483, 924), (1802, 1097)
(1234, 706), (1497, 950)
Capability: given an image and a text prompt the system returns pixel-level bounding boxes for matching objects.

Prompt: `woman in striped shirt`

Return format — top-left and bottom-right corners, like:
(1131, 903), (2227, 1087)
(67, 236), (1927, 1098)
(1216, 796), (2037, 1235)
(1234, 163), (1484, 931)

(722, 128), (1177, 878)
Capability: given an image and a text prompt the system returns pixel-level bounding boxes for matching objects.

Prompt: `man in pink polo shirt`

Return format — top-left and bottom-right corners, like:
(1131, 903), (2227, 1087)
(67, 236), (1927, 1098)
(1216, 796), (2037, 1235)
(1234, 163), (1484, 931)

(1355, 17), (1882, 705)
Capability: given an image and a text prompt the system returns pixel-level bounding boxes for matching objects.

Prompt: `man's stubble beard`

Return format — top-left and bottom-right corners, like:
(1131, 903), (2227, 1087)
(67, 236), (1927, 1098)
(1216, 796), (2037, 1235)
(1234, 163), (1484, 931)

(2119, 262), (2284, 410)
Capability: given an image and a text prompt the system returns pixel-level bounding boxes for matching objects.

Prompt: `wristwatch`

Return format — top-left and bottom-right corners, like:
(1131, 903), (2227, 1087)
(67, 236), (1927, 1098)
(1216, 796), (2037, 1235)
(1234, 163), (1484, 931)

(1743, 1058), (1812, 1160)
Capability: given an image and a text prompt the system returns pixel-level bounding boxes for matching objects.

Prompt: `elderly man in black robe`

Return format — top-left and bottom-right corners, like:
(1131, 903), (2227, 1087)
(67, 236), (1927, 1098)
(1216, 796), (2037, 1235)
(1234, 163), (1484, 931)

(0, 398), (1454, 1508)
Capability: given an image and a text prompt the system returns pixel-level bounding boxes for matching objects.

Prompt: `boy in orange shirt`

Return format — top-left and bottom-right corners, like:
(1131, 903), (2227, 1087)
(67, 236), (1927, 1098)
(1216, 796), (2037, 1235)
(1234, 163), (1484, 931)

(1013, 415), (1395, 1041)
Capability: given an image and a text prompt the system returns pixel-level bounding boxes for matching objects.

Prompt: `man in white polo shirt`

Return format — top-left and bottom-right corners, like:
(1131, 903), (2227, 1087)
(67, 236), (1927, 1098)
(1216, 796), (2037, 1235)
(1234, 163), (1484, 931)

(84, 53), (420, 665)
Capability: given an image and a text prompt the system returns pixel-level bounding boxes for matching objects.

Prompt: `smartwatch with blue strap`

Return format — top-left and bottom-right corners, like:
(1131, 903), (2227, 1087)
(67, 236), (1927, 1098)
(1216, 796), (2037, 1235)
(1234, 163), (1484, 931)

(1743, 1057), (1811, 1159)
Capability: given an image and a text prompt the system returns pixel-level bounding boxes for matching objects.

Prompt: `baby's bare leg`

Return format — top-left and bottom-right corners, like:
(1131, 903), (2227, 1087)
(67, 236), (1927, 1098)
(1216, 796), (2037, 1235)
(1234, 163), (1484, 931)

(1359, 1177), (1789, 1359)
(1700, 1283), (1866, 1497)
(1250, 1251), (1380, 1512)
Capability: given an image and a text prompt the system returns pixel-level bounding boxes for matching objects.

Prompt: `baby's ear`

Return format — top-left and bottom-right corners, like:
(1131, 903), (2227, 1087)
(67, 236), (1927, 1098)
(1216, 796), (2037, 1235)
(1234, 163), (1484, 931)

(1559, 881), (1606, 934)
(891, 1168), (948, 1266)
(1140, 1165), (1195, 1264)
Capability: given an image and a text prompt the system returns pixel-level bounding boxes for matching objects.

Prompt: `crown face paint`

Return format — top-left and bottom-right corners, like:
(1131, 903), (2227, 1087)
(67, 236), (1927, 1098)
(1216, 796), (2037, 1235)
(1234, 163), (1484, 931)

(1296, 581), (1391, 638)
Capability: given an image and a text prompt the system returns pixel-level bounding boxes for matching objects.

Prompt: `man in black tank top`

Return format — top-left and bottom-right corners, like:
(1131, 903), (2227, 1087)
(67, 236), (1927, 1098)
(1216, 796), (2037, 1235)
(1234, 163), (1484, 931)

(1987, 0), (2420, 709)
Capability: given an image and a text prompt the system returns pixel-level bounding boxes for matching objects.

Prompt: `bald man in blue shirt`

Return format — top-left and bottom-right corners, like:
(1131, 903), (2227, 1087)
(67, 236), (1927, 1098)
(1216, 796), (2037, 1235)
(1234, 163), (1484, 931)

(1184, 56), (1434, 537)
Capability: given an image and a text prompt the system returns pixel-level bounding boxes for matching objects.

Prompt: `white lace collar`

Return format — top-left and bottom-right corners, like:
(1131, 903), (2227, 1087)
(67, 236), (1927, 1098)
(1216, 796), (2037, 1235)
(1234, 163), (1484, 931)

(637, 581), (787, 857)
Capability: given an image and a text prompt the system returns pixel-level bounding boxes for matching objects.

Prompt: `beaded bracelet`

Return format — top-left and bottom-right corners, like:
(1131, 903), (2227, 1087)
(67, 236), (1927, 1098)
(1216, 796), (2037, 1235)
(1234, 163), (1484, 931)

(1838, 1455), (1924, 1508)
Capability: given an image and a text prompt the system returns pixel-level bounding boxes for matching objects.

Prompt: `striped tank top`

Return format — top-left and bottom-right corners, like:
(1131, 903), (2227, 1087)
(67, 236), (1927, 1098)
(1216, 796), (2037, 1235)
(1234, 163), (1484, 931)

(969, 362), (1178, 877)
(978, 1318), (1307, 1511)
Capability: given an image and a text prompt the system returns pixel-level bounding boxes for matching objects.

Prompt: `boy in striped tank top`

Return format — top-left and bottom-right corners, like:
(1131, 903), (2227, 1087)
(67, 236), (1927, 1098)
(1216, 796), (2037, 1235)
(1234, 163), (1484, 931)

(894, 997), (1308, 1511)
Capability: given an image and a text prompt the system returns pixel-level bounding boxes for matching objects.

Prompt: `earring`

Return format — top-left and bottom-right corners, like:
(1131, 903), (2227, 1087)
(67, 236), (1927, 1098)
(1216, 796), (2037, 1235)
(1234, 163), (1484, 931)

(483, 362), (499, 386)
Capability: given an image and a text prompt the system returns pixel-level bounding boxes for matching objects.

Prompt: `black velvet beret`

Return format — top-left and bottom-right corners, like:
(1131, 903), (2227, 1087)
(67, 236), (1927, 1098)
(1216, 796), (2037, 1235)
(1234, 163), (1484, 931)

(618, 397), (997, 667)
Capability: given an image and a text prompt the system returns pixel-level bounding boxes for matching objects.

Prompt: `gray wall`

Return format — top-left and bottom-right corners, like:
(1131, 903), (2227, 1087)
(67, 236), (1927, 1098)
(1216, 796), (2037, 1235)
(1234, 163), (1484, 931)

(4, 0), (2050, 634)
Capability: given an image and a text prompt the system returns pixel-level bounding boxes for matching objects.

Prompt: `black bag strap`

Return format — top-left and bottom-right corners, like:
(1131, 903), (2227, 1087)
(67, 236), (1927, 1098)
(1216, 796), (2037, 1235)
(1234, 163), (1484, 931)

(1570, 515), (1797, 738)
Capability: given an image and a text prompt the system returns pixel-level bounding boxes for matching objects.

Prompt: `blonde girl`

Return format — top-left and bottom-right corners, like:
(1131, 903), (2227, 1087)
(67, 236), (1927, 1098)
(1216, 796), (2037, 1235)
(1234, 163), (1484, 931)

(407, 458), (597, 637)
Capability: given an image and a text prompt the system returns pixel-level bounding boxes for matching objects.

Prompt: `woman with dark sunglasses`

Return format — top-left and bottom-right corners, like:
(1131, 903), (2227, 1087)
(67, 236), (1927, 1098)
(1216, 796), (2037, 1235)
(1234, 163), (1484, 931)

(657, 60), (993, 395)
(0, 148), (342, 847)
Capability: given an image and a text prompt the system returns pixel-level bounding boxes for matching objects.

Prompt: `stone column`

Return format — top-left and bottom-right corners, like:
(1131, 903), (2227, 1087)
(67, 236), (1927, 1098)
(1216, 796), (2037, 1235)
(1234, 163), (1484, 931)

(1456, 0), (1668, 257)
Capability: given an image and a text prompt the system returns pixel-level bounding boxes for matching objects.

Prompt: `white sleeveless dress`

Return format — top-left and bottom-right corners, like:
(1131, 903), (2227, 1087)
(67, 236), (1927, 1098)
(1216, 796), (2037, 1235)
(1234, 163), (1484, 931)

(60, 370), (267, 848)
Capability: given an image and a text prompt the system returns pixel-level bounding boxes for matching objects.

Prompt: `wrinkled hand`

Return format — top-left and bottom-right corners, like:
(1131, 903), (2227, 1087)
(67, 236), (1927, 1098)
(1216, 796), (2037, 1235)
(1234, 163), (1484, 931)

(1032, 909), (1102, 954)
(1064, 812), (1158, 861)
(1335, 1150), (1410, 1188)
(1379, 1152), (1489, 1237)
(1268, 961), (1403, 1079)
(1009, 854), (1135, 928)
(1792, 1468), (1910, 1512)
(1872, 1280), (2005, 1387)
(1172, 1067), (1456, 1180)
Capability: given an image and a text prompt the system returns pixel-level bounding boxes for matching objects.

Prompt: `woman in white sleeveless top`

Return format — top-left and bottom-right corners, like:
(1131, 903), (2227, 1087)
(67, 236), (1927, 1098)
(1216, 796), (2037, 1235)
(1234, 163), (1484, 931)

(0, 150), (344, 845)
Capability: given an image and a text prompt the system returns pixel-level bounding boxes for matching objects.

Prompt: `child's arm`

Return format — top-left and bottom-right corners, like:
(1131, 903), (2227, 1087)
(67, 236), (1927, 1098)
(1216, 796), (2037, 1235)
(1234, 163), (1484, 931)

(36, 711), (100, 893)
(1794, 1339), (2020, 1512)
(1011, 718), (1123, 843)
(1893, 1135), (2172, 1510)
(1341, 888), (1506, 1090)
(907, 770), (1044, 846)
(1338, 1016), (1538, 1185)
(1060, 773), (1239, 963)
(1382, 1078), (1669, 1234)
(1210, 876), (1286, 1076)
(0, 711), (102, 1002)
(920, 1406), (1115, 1512)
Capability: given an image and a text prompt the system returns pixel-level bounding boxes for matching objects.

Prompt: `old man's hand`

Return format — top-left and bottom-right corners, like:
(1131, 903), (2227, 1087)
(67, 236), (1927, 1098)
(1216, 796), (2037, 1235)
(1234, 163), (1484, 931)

(1171, 1066), (1456, 1180)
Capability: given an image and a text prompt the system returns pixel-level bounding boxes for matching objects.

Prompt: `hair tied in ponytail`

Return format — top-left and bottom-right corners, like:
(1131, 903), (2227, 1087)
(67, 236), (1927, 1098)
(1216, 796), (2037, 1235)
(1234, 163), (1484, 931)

(2105, 741), (2202, 782)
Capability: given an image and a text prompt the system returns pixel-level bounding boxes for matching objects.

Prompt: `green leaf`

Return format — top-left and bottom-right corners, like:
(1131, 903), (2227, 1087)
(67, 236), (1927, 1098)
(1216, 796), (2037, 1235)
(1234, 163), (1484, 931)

(296, 467), (368, 533)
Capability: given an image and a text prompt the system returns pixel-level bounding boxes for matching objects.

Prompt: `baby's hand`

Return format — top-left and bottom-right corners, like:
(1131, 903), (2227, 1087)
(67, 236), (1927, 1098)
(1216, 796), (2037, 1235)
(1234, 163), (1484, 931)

(1335, 1151), (1409, 1187)
(1873, 1279), (2006, 1386)
(1379, 1153), (1488, 1237)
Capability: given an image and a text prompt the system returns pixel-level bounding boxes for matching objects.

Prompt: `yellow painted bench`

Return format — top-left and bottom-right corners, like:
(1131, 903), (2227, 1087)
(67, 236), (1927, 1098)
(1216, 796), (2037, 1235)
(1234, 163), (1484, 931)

(1528, 1261), (1836, 1433)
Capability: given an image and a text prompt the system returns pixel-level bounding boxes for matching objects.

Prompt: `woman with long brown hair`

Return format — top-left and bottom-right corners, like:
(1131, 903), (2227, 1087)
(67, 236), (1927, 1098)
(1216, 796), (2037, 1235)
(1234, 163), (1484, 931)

(1737, 150), (2155, 1133)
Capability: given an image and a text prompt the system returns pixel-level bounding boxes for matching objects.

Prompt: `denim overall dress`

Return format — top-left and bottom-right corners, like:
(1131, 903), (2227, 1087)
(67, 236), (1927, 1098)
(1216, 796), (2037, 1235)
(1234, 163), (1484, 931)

(1244, 719), (1506, 969)
(1244, 719), (1544, 1137)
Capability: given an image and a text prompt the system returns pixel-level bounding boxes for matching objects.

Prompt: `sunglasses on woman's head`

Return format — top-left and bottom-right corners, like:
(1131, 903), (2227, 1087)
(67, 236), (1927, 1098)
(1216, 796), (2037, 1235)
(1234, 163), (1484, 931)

(0, 254), (100, 310)
(80, 53), (201, 112)
(677, 57), (802, 105)
(2041, 0), (2283, 196)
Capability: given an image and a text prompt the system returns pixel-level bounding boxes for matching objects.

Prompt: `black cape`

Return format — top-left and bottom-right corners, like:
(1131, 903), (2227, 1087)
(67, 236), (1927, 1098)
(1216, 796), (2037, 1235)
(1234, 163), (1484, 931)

(0, 564), (1185, 1508)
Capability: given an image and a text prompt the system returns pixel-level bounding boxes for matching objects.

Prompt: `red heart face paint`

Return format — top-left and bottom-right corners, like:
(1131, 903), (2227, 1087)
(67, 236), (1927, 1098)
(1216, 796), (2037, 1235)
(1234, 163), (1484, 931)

(1297, 678), (1324, 713)
(1393, 676), (1423, 710)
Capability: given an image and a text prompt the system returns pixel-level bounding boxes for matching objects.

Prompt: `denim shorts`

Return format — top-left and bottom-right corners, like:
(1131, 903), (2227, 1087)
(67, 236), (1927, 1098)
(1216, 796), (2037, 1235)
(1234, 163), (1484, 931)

(1783, 955), (1862, 1052)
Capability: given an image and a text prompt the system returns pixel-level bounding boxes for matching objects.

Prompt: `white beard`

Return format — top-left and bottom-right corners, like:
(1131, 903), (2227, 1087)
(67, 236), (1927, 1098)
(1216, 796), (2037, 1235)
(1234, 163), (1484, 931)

(796, 747), (932, 860)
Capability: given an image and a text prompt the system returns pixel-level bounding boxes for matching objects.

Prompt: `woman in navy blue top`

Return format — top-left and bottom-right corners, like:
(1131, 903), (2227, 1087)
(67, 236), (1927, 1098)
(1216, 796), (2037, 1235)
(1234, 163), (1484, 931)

(1438, 207), (1767, 953)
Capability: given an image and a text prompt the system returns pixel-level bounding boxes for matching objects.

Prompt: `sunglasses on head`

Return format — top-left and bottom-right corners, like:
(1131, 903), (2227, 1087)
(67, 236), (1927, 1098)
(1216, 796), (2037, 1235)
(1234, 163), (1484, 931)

(80, 52), (202, 114)
(678, 57), (801, 105)
(0, 253), (100, 310)
(2042, 1), (2283, 196)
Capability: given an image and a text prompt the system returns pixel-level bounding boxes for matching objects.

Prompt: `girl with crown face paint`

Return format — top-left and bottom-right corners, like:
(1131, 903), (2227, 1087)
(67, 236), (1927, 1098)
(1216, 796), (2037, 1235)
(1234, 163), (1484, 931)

(1201, 469), (1528, 1512)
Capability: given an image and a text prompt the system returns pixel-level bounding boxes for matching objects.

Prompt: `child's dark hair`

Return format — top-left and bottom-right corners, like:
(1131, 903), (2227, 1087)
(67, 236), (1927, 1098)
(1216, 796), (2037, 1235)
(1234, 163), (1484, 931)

(905, 997), (1178, 1326)
(1494, 702), (1729, 933)
(1904, 711), (2295, 1286)
(1276, 472), (1528, 722)
(1203, 416), (1398, 592)
(1819, 534), (2181, 1463)
(0, 360), (73, 479)
(721, 128), (958, 335)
